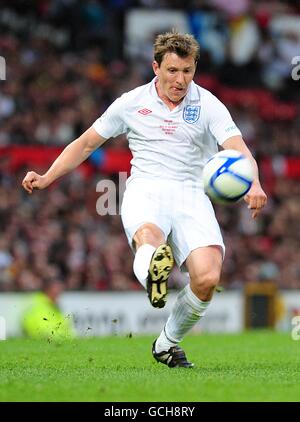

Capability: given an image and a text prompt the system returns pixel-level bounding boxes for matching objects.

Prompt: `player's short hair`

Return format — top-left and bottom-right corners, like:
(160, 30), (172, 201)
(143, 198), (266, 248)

(153, 31), (200, 66)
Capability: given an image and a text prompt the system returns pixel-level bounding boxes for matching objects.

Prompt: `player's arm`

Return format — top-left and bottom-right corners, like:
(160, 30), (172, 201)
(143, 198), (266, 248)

(222, 135), (267, 218)
(22, 127), (106, 194)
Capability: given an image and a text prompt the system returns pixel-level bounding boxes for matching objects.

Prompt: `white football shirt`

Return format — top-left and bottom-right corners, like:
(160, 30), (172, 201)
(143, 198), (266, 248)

(93, 78), (241, 186)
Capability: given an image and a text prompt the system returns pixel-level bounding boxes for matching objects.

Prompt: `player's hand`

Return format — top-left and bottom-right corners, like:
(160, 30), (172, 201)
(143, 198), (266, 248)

(244, 181), (267, 219)
(22, 171), (49, 194)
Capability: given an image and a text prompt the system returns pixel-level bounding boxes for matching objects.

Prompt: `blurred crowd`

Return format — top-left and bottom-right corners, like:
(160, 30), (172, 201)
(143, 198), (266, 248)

(0, 0), (299, 291)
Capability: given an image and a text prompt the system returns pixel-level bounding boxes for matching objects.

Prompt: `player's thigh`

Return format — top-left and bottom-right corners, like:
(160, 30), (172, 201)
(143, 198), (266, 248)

(121, 178), (171, 249)
(169, 191), (225, 270)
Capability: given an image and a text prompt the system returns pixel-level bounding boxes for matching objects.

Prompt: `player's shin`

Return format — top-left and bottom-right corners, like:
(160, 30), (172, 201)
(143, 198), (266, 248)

(155, 284), (210, 352)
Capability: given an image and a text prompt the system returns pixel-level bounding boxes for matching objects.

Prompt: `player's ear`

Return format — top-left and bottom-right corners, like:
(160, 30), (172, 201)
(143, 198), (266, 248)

(152, 61), (159, 76)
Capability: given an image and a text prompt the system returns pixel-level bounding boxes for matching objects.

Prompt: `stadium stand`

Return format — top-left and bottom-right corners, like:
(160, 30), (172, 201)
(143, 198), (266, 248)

(0, 0), (299, 291)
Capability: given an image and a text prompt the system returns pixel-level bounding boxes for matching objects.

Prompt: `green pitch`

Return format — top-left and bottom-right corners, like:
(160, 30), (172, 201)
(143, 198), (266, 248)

(0, 331), (299, 402)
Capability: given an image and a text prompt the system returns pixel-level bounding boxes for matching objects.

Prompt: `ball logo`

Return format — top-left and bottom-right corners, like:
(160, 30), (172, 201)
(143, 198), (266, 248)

(183, 105), (200, 124)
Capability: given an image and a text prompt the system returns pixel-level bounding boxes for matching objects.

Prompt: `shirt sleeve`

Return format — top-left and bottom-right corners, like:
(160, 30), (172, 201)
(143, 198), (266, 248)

(206, 94), (242, 145)
(92, 96), (127, 139)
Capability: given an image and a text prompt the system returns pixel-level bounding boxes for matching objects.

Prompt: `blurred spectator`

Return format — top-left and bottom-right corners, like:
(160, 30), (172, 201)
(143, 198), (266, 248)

(22, 275), (76, 340)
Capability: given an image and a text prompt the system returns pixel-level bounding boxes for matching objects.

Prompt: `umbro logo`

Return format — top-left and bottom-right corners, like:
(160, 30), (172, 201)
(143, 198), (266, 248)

(138, 108), (152, 115)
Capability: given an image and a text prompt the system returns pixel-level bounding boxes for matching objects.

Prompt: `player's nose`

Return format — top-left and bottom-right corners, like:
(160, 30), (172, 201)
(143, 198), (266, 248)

(176, 72), (185, 85)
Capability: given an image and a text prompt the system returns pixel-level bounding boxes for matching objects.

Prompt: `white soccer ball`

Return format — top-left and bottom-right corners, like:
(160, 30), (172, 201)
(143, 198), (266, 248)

(203, 149), (254, 204)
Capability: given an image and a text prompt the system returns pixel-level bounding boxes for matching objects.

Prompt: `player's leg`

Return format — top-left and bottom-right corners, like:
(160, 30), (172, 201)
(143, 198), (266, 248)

(186, 246), (223, 300)
(152, 188), (224, 366)
(153, 245), (222, 367)
(120, 178), (174, 308)
(133, 223), (174, 308)
(160, 245), (222, 346)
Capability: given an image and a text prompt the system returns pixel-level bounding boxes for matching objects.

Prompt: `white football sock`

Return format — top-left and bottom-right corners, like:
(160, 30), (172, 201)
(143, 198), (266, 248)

(133, 244), (156, 289)
(155, 284), (210, 352)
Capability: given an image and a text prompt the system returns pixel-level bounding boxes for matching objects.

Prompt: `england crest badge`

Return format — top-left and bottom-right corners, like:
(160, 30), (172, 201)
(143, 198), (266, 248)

(183, 105), (200, 124)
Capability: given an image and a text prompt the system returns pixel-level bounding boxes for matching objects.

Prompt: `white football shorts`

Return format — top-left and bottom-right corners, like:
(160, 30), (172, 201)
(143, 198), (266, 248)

(121, 177), (225, 271)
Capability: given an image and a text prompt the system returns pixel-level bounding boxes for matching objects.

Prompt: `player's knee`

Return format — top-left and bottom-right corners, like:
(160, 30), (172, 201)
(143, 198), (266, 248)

(192, 270), (220, 293)
(133, 223), (165, 248)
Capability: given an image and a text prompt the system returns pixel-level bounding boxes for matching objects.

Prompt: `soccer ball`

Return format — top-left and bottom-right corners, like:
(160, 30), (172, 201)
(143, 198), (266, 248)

(203, 149), (254, 204)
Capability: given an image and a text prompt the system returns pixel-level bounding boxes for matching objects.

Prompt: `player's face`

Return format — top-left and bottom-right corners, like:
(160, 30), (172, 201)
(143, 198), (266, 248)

(153, 53), (196, 104)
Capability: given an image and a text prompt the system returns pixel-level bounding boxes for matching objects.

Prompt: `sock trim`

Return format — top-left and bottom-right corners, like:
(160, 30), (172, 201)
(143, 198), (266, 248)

(163, 326), (178, 345)
(186, 284), (211, 312)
